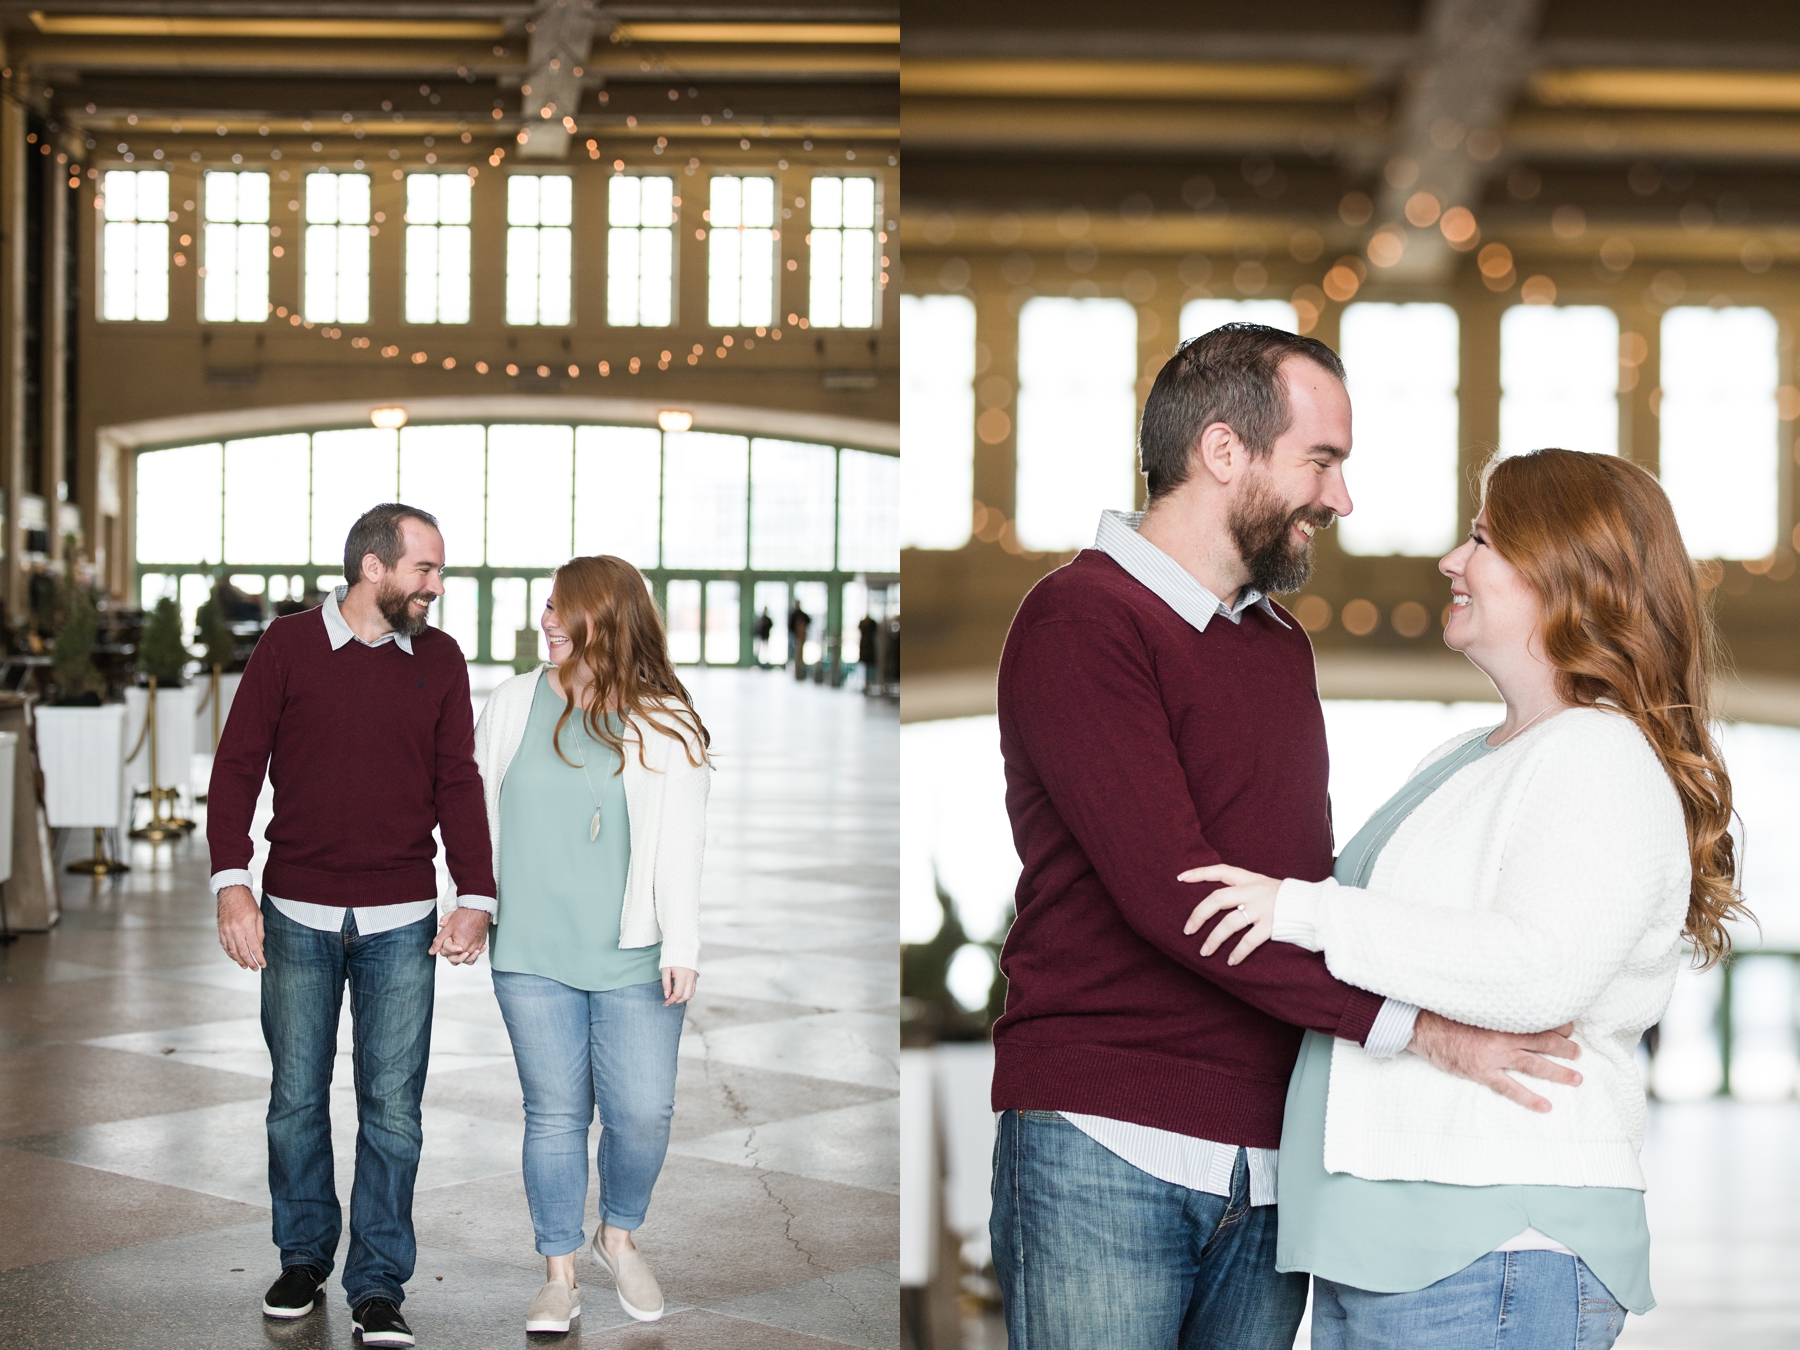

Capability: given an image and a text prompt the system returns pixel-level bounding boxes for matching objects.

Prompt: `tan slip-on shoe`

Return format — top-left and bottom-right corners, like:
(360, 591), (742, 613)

(589, 1232), (665, 1321)
(525, 1278), (580, 1334)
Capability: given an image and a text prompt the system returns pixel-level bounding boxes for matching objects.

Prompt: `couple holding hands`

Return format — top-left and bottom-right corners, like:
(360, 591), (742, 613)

(991, 323), (1746, 1348)
(211, 504), (709, 1344)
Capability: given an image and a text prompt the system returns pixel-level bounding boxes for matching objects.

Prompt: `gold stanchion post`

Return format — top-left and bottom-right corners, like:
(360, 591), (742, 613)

(129, 677), (182, 842)
(67, 826), (129, 875)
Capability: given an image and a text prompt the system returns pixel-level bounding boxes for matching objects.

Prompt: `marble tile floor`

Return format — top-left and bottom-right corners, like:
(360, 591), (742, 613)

(0, 668), (898, 1349)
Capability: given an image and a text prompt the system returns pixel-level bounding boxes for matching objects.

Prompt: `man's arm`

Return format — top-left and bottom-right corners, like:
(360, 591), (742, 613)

(1005, 612), (1384, 1041)
(207, 636), (284, 969)
(429, 655), (496, 962)
(1007, 613), (1584, 1102)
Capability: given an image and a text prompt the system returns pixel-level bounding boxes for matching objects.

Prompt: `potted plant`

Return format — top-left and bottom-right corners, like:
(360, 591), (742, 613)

(50, 581), (104, 707)
(125, 595), (198, 836)
(37, 572), (131, 872)
(193, 583), (242, 758)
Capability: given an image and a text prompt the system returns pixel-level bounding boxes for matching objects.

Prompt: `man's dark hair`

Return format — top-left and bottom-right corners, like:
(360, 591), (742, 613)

(343, 503), (441, 585)
(1138, 322), (1346, 502)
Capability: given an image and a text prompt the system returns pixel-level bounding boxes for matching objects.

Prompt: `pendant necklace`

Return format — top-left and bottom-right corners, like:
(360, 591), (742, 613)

(561, 676), (603, 841)
(573, 744), (602, 842)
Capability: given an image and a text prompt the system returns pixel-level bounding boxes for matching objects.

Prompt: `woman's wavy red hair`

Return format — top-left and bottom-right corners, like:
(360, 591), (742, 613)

(1482, 448), (1747, 967)
(547, 555), (710, 773)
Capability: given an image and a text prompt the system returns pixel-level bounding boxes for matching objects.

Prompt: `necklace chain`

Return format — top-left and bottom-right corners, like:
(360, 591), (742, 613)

(1491, 703), (1559, 747)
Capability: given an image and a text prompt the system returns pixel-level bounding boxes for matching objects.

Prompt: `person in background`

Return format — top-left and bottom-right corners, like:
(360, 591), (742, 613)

(753, 606), (774, 666)
(1182, 448), (1744, 1347)
(787, 599), (811, 678)
(460, 554), (711, 1334)
(990, 325), (1582, 1350)
(857, 612), (880, 689)
(211, 503), (495, 1350)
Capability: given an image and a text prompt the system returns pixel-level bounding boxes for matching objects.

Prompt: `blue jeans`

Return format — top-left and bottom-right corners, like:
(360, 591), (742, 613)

(490, 972), (685, 1255)
(990, 1109), (1307, 1350)
(260, 899), (435, 1308)
(1313, 1251), (1627, 1349)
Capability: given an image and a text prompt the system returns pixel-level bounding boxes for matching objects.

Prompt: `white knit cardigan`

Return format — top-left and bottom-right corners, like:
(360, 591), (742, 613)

(1272, 707), (1690, 1190)
(473, 668), (710, 971)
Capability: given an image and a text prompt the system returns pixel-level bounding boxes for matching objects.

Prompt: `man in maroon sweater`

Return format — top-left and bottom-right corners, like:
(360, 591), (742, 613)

(991, 324), (1579, 1348)
(211, 504), (495, 1349)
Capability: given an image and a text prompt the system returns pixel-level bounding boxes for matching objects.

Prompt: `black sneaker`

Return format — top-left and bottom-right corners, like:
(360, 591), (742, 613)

(262, 1264), (326, 1318)
(353, 1297), (416, 1347)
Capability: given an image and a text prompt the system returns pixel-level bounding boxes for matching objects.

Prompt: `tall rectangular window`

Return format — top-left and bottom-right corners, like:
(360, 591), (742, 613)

(662, 433), (749, 568)
(708, 175), (776, 328)
(809, 175), (878, 328)
(1500, 305), (1619, 459)
(750, 438), (836, 571)
(303, 172), (371, 324)
(405, 173), (472, 323)
(1661, 306), (1779, 559)
(1337, 302), (1460, 556)
(487, 424), (574, 565)
(505, 175), (573, 325)
(575, 426), (661, 567)
(900, 294), (976, 550)
(311, 428), (397, 564)
(1016, 297), (1138, 552)
(135, 442), (221, 562)
(101, 170), (169, 322)
(399, 424), (486, 566)
(839, 449), (901, 573)
(607, 175), (674, 326)
(202, 171), (271, 323)
(1180, 298), (1297, 341)
(222, 434), (308, 562)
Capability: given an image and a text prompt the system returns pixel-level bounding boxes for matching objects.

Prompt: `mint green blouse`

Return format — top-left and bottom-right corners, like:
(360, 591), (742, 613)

(489, 673), (662, 992)
(1275, 731), (1654, 1313)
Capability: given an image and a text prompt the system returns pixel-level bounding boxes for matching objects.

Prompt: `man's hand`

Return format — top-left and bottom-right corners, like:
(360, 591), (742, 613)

(1409, 1009), (1582, 1113)
(430, 906), (491, 964)
(217, 885), (265, 970)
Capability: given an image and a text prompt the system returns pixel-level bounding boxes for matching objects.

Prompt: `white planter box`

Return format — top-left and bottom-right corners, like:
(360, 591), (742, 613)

(35, 705), (129, 829)
(124, 685), (198, 793)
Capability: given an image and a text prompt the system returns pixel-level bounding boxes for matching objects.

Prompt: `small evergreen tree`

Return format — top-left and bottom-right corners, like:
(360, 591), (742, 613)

(51, 584), (105, 701)
(194, 583), (237, 671)
(137, 596), (189, 686)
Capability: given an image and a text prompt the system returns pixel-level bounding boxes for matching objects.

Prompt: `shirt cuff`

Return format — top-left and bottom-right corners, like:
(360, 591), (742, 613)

(453, 895), (496, 916)
(209, 869), (255, 896)
(1272, 877), (1332, 950)
(1364, 999), (1421, 1058)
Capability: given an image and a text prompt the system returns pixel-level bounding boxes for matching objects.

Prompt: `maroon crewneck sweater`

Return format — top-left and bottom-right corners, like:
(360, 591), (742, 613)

(993, 549), (1383, 1148)
(207, 607), (495, 907)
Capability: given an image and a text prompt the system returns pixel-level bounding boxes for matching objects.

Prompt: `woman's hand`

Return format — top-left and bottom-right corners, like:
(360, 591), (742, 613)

(662, 966), (698, 1006)
(1178, 864), (1282, 965)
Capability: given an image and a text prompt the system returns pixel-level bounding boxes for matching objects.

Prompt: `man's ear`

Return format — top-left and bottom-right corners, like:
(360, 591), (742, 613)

(1193, 421), (1242, 487)
(360, 553), (384, 587)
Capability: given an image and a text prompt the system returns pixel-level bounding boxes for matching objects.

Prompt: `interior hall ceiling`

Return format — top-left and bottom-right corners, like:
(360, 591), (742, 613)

(902, 0), (1800, 280)
(0, 0), (898, 158)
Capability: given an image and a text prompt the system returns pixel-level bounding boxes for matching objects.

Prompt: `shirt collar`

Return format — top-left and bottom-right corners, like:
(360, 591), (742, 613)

(1092, 509), (1290, 634)
(323, 585), (414, 654)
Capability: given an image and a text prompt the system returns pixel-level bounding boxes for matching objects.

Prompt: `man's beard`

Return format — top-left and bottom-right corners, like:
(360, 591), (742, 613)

(1228, 472), (1335, 596)
(376, 579), (433, 637)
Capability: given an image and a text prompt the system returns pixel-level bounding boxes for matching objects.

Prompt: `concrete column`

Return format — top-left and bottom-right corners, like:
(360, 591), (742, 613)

(0, 93), (28, 623)
(1620, 301), (1661, 475)
(42, 136), (67, 568)
(1458, 282), (1502, 526)
(970, 277), (1016, 521)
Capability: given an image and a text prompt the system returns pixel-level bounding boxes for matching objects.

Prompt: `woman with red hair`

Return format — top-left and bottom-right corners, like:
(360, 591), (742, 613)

(470, 555), (711, 1334)
(1181, 449), (1747, 1347)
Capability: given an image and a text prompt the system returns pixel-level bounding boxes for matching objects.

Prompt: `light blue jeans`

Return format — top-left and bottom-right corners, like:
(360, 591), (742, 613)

(1313, 1251), (1627, 1349)
(990, 1110), (1307, 1350)
(490, 972), (685, 1255)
